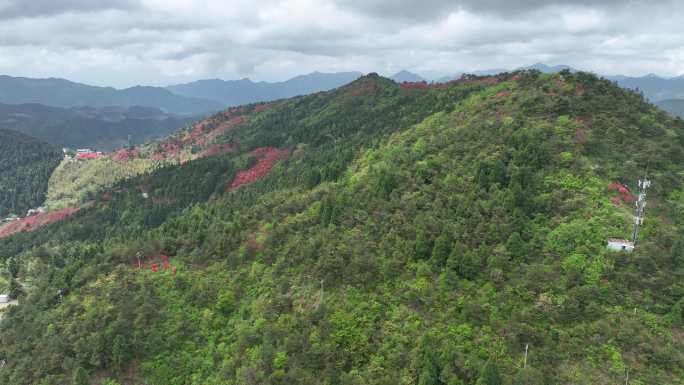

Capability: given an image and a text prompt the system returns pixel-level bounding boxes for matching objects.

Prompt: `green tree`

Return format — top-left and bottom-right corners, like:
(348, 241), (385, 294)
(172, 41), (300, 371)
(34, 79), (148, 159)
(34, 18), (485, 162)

(476, 360), (502, 385)
(417, 334), (443, 385)
(671, 237), (684, 267)
(672, 298), (684, 327)
(431, 232), (452, 267)
(72, 367), (88, 385)
(112, 334), (126, 372)
(513, 367), (544, 385)
(8, 277), (23, 299)
(506, 232), (525, 260)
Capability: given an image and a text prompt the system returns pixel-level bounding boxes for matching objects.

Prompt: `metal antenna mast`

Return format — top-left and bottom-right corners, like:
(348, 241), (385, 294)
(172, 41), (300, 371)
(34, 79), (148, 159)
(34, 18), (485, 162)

(631, 178), (651, 245)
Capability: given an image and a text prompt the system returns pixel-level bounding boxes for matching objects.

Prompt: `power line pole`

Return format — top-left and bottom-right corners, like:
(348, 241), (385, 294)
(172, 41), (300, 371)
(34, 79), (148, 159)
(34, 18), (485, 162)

(523, 344), (529, 369)
(631, 178), (651, 246)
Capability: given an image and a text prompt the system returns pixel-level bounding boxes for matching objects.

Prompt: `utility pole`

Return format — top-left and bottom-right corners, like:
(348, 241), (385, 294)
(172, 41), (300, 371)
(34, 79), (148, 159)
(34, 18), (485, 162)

(523, 344), (529, 369)
(136, 250), (143, 269)
(631, 178), (651, 245)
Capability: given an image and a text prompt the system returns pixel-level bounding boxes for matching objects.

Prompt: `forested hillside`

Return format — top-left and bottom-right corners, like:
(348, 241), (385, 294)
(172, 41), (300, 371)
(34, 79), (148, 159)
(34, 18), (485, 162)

(0, 103), (197, 150)
(0, 71), (683, 385)
(0, 129), (62, 217)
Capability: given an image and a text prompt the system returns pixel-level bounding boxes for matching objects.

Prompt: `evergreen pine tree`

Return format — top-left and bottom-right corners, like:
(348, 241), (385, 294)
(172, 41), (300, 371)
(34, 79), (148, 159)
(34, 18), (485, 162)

(476, 360), (503, 385)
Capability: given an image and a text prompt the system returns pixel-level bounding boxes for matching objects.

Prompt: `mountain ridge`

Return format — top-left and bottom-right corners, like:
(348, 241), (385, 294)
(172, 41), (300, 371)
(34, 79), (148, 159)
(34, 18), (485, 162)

(166, 71), (363, 106)
(0, 75), (222, 115)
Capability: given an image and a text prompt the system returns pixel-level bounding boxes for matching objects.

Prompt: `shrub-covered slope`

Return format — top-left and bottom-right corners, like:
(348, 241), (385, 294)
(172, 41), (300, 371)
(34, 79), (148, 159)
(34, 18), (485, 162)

(0, 129), (62, 217)
(0, 72), (683, 385)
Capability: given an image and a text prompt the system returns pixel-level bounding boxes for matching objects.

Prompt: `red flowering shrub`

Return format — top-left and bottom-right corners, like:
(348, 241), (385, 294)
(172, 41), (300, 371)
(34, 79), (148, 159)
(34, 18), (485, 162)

(0, 208), (79, 238)
(214, 116), (246, 135)
(230, 147), (290, 189)
(608, 182), (636, 204)
(111, 148), (138, 162)
(75, 152), (101, 160)
(133, 254), (173, 273)
(400, 81), (429, 90)
(253, 103), (273, 113)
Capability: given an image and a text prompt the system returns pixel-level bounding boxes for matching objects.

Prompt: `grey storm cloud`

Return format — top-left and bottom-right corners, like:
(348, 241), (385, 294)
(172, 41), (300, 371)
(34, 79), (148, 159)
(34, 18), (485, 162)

(0, 0), (139, 19)
(336, 0), (655, 20)
(0, 0), (681, 87)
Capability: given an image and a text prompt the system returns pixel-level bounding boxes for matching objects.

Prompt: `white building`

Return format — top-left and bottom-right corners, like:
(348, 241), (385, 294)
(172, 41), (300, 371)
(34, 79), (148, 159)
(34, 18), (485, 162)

(607, 238), (634, 252)
(0, 294), (9, 304)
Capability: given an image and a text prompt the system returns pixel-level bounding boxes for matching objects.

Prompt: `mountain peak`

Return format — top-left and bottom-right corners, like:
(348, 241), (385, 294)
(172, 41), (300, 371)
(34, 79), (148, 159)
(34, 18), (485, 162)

(390, 70), (426, 83)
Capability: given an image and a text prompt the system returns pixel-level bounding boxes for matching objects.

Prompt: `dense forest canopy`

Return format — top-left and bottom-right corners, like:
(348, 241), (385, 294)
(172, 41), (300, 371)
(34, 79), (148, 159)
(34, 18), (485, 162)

(0, 71), (683, 385)
(0, 129), (62, 218)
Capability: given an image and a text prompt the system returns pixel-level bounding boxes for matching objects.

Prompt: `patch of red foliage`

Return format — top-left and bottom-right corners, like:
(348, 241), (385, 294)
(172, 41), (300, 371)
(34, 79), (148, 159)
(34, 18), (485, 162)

(608, 182), (636, 204)
(230, 147), (290, 189)
(462, 76), (500, 86)
(494, 90), (511, 99)
(0, 208), (79, 238)
(400, 81), (429, 90)
(214, 116), (246, 135)
(133, 254), (176, 274)
(111, 148), (138, 162)
(75, 152), (101, 160)
(198, 143), (234, 159)
(351, 80), (379, 96)
(253, 103), (273, 113)
(153, 142), (182, 161)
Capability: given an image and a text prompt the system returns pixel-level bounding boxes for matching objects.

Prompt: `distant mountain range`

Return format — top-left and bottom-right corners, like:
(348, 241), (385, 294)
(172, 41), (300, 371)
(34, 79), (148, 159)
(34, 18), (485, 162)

(605, 75), (684, 102)
(0, 103), (196, 150)
(167, 72), (363, 106)
(0, 75), (222, 115)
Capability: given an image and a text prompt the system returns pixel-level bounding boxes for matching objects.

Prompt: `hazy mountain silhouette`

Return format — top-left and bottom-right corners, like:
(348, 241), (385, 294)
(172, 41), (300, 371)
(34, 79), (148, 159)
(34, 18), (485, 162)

(0, 75), (222, 115)
(167, 71), (363, 106)
(390, 70), (426, 82)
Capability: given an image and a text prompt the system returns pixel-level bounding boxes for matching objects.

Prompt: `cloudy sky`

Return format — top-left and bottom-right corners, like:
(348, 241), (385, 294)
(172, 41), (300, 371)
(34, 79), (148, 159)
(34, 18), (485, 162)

(0, 0), (682, 88)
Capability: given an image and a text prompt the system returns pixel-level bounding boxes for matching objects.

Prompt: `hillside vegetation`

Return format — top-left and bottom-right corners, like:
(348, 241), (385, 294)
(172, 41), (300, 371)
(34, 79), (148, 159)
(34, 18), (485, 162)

(0, 103), (198, 151)
(0, 71), (683, 385)
(0, 129), (62, 217)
